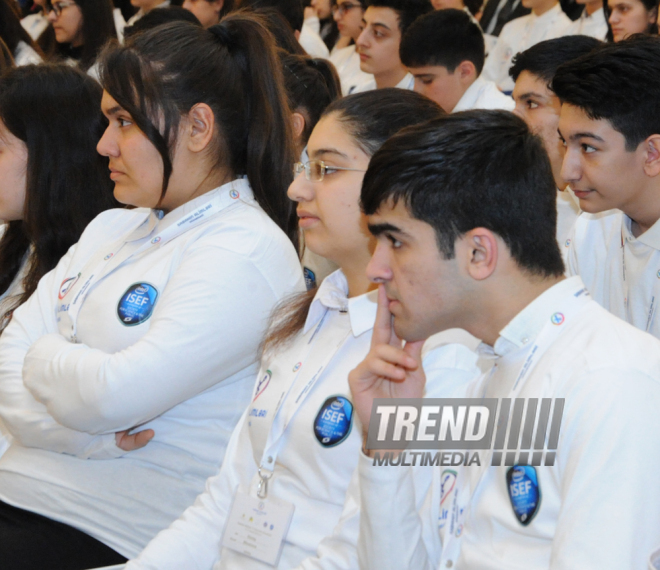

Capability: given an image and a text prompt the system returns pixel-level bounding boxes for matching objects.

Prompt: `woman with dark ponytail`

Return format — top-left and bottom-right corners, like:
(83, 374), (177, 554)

(0, 13), (304, 569)
(123, 89), (480, 570)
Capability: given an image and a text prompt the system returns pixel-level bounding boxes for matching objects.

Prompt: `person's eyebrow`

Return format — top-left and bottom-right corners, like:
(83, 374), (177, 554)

(367, 222), (409, 237)
(568, 131), (606, 142)
(311, 148), (350, 160)
(103, 105), (123, 117)
(516, 91), (544, 100)
(371, 22), (391, 31)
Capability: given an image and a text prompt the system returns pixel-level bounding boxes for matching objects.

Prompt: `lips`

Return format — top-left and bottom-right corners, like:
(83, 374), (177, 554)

(571, 189), (594, 199)
(297, 209), (320, 228)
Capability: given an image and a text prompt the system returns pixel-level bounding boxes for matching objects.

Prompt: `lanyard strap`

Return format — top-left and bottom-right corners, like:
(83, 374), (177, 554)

(60, 180), (249, 341)
(621, 224), (660, 332)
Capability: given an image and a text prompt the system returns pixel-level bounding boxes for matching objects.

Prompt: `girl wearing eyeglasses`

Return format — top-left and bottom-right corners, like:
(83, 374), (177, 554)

(124, 89), (480, 570)
(329, 0), (374, 94)
(0, 13), (303, 569)
(45, 0), (116, 74)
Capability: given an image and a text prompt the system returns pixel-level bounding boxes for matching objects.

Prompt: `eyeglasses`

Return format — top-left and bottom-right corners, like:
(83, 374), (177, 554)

(46, 0), (77, 17)
(332, 2), (362, 17)
(294, 160), (366, 181)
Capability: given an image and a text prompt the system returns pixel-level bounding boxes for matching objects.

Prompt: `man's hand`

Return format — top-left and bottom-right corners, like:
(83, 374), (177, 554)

(348, 285), (426, 456)
(115, 428), (155, 452)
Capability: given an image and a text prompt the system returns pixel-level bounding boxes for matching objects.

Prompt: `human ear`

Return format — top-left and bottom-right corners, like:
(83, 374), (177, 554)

(458, 60), (477, 83)
(186, 103), (215, 153)
(291, 112), (306, 143)
(642, 134), (660, 178)
(460, 228), (498, 281)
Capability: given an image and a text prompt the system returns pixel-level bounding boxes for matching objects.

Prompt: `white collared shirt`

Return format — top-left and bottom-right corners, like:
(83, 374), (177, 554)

(330, 44), (375, 95)
(566, 6), (608, 39)
(452, 76), (515, 113)
(352, 71), (415, 94)
(13, 40), (42, 66)
(556, 186), (580, 249)
(567, 209), (660, 338)
(357, 276), (660, 570)
(125, 269), (481, 570)
(0, 179), (305, 558)
(21, 12), (49, 41)
(482, 3), (572, 92)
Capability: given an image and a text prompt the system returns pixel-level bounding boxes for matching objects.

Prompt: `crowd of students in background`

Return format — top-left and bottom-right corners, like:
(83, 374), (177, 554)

(0, 0), (659, 569)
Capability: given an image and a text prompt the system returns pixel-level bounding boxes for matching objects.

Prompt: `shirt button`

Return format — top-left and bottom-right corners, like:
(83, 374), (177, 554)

(521, 337), (529, 344)
(446, 561), (453, 568)
(267, 456), (273, 464)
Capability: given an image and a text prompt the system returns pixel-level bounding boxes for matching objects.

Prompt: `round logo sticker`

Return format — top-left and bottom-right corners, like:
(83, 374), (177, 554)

(313, 395), (353, 448)
(253, 370), (272, 401)
(550, 312), (564, 325)
(151, 237), (161, 245)
(58, 274), (80, 300)
(104, 253), (114, 261)
(293, 362), (302, 372)
(229, 189), (240, 199)
(117, 282), (158, 326)
(564, 239), (571, 248)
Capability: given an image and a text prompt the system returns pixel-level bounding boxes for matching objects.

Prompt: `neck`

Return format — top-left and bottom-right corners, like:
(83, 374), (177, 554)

(584, 0), (602, 15)
(532, 0), (557, 16)
(375, 66), (407, 89)
(160, 168), (232, 214)
(624, 187), (660, 237)
(338, 250), (377, 298)
(466, 273), (565, 346)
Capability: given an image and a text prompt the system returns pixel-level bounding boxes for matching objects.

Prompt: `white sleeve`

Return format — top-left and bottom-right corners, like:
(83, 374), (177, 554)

(480, 33), (506, 86)
(565, 217), (581, 277)
(550, 370), (660, 569)
(22, 244), (284, 434)
(125, 408), (254, 570)
(357, 453), (437, 570)
(0, 244), (119, 458)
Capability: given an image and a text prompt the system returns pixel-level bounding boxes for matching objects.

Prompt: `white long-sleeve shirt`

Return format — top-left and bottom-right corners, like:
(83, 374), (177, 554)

(452, 76), (515, 113)
(482, 3), (572, 92)
(124, 269), (481, 570)
(0, 179), (305, 558)
(357, 276), (660, 569)
(566, 209), (660, 339)
(329, 45), (375, 96)
(566, 6), (608, 39)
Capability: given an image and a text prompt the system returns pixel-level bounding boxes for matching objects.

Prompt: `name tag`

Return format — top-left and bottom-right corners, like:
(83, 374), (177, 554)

(222, 492), (295, 567)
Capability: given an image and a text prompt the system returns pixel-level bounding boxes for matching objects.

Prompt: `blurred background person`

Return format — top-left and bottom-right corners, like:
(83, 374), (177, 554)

(605, 0), (657, 40)
(0, 0), (42, 65)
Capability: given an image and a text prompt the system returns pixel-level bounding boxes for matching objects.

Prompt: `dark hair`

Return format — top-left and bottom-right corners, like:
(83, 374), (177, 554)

(240, 0), (304, 30)
(259, 6), (307, 53)
(123, 6), (202, 39)
(552, 34), (660, 151)
(53, 0), (117, 70)
(0, 65), (118, 324)
(281, 51), (342, 144)
(361, 111), (565, 278)
(99, 14), (298, 243)
(263, 88), (445, 351)
(604, 0), (658, 41)
(0, 0), (42, 57)
(400, 9), (484, 74)
(464, 0), (483, 16)
(0, 37), (14, 71)
(509, 35), (603, 84)
(366, 0), (433, 34)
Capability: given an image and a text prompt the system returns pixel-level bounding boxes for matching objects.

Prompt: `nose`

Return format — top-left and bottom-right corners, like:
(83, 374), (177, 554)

(96, 124), (118, 158)
(182, 0), (192, 8)
(287, 169), (315, 203)
(560, 146), (582, 186)
(366, 241), (393, 284)
(512, 102), (525, 121)
(608, 9), (618, 24)
(46, 8), (57, 22)
(356, 27), (369, 49)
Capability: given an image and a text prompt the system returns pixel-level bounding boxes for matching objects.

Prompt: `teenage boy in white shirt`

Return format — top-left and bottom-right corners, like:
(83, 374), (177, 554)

(567, 0), (608, 38)
(353, 0), (433, 92)
(509, 36), (602, 246)
(400, 9), (514, 113)
(556, 35), (660, 340)
(482, 0), (572, 93)
(348, 110), (660, 569)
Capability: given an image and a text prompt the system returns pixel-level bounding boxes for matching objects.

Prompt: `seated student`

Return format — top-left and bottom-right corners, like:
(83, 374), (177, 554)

(567, 0), (607, 38)
(509, 36), (602, 246)
(182, 0), (231, 27)
(303, 0), (341, 52)
(605, 0), (658, 40)
(0, 0), (42, 65)
(123, 88), (480, 570)
(353, 0), (433, 91)
(481, 0), (572, 93)
(126, 0), (171, 25)
(0, 14), (304, 569)
(557, 36), (660, 339)
(329, 0), (375, 94)
(348, 110), (660, 570)
(45, 0), (117, 76)
(400, 10), (514, 113)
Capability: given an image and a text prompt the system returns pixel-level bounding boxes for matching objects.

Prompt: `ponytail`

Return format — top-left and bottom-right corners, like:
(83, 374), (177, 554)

(99, 13), (298, 243)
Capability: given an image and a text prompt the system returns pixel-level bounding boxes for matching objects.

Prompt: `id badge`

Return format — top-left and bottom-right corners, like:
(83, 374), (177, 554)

(222, 491), (295, 567)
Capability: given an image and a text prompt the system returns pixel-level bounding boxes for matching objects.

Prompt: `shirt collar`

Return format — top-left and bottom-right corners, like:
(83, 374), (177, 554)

(396, 72), (415, 90)
(582, 6), (603, 19)
(623, 213), (660, 250)
(452, 76), (486, 113)
(303, 269), (377, 337)
(531, 3), (562, 24)
(478, 276), (585, 358)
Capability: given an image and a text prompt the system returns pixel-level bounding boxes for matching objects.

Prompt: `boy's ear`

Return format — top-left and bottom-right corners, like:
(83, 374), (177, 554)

(642, 135), (660, 178)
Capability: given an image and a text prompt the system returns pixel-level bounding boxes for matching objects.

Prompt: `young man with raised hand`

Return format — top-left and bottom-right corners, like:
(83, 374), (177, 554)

(400, 9), (515, 113)
(353, 0), (433, 92)
(348, 111), (660, 569)
(555, 35), (660, 340)
(481, 0), (572, 93)
(509, 35), (602, 245)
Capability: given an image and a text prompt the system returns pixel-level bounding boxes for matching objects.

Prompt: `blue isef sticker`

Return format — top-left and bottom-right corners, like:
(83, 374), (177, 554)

(117, 283), (158, 326)
(313, 396), (353, 447)
(507, 465), (541, 526)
